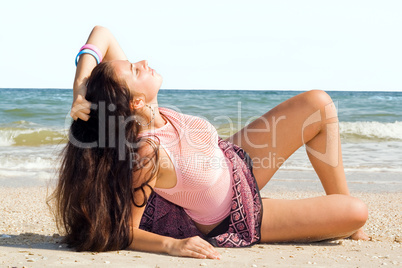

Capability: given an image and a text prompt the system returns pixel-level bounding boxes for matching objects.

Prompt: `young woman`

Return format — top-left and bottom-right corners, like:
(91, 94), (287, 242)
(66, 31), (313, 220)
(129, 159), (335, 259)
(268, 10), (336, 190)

(53, 26), (369, 259)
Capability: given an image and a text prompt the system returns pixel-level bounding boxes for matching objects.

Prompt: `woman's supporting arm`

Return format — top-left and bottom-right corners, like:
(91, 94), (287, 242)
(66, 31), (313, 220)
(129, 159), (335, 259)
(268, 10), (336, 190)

(71, 25), (127, 120)
(128, 142), (221, 259)
(129, 228), (221, 259)
(129, 191), (220, 259)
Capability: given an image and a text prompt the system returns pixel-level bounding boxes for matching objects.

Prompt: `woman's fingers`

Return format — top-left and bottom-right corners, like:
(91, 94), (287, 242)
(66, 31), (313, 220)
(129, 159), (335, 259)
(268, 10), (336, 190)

(74, 110), (90, 121)
(70, 95), (91, 121)
(168, 236), (221, 259)
(70, 107), (90, 120)
(184, 237), (221, 259)
(70, 106), (90, 121)
(194, 241), (221, 259)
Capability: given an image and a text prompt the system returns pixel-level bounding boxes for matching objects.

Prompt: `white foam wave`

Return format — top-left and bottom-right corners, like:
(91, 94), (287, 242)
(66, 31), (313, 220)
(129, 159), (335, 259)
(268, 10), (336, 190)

(0, 133), (13, 146)
(1, 120), (401, 147)
(339, 121), (402, 142)
(0, 125), (67, 146)
(0, 145), (62, 184)
(280, 165), (402, 173)
(0, 154), (56, 171)
(279, 141), (402, 173)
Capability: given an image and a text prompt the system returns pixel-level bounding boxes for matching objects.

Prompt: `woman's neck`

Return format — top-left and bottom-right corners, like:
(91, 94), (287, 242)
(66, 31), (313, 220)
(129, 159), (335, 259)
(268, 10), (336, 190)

(150, 107), (166, 129)
(138, 104), (166, 132)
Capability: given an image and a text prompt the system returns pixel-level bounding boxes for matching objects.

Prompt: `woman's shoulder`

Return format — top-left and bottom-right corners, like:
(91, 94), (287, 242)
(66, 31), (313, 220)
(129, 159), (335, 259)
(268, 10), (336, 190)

(158, 107), (190, 127)
(159, 107), (183, 118)
(133, 136), (176, 190)
(159, 107), (207, 125)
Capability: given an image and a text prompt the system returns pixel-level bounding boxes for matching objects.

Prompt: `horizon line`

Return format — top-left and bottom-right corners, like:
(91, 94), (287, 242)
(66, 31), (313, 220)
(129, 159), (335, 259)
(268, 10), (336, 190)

(1, 87), (402, 92)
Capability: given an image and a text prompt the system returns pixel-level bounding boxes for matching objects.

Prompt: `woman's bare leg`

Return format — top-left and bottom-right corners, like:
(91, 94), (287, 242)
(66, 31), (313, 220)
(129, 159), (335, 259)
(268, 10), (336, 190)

(228, 90), (347, 192)
(260, 195), (368, 243)
(227, 90), (368, 240)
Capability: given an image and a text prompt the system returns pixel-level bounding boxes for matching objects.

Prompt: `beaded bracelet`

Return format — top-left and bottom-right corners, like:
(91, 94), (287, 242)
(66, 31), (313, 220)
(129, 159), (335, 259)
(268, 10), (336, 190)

(75, 49), (100, 66)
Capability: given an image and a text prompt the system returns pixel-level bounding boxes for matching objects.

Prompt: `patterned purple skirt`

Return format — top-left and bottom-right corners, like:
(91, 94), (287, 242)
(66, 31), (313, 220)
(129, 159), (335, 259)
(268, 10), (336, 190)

(139, 138), (263, 247)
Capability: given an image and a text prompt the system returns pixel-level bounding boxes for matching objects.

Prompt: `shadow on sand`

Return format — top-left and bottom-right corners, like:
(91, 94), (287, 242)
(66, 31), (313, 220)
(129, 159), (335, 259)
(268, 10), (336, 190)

(0, 232), (342, 252)
(0, 233), (69, 251)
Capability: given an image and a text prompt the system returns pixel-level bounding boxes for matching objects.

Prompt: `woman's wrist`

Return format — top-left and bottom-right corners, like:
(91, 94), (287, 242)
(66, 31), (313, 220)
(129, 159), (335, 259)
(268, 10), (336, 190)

(162, 236), (177, 255)
(73, 78), (88, 101)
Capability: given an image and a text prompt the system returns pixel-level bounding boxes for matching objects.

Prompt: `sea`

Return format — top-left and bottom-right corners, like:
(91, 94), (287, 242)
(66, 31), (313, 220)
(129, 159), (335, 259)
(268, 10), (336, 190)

(0, 88), (401, 192)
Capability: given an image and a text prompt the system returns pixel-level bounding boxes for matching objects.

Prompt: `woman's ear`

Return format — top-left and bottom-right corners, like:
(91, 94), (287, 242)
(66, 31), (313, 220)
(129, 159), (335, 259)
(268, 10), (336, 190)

(130, 97), (145, 111)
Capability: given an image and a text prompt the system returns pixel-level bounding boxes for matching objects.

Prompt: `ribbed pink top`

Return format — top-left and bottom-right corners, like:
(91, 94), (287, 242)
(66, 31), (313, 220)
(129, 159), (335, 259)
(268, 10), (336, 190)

(138, 107), (232, 225)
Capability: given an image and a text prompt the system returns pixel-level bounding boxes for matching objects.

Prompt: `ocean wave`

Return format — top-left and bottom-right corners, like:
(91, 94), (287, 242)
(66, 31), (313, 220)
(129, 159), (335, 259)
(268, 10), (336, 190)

(281, 165), (402, 173)
(1, 120), (401, 147)
(0, 153), (56, 171)
(339, 121), (402, 142)
(217, 121), (402, 142)
(0, 145), (62, 183)
(368, 95), (402, 101)
(0, 123), (67, 146)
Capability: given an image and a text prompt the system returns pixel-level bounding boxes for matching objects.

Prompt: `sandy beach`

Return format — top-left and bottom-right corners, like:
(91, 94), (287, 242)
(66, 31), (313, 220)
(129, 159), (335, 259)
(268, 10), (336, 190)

(0, 89), (401, 267)
(0, 185), (400, 268)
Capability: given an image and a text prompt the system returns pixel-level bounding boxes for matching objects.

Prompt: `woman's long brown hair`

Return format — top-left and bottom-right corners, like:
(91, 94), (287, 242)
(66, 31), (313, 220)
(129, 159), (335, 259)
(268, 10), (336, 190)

(49, 62), (158, 252)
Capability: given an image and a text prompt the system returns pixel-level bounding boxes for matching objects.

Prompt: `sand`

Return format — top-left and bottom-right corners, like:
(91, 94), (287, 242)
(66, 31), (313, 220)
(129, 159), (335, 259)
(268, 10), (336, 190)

(0, 187), (401, 267)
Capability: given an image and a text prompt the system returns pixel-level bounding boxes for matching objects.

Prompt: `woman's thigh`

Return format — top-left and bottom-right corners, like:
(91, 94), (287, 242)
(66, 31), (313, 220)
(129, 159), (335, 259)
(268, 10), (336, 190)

(260, 195), (368, 243)
(227, 90), (336, 190)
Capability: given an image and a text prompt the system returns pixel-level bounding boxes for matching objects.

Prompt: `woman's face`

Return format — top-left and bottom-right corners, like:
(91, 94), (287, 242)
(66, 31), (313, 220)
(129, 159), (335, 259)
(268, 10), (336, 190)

(111, 60), (163, 103)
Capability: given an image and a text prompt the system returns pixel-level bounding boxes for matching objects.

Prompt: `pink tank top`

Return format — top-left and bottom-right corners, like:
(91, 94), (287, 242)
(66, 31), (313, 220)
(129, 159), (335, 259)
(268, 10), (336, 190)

(138, 107), (232, 225)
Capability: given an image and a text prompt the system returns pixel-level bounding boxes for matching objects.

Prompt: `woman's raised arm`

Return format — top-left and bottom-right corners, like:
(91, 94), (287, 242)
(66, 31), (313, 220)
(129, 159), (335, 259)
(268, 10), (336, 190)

(71, 25), (127, 120)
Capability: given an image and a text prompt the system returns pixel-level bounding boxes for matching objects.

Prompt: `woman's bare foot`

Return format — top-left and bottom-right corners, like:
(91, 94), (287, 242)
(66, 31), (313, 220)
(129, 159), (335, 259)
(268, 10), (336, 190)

(349, 228), (370, 241)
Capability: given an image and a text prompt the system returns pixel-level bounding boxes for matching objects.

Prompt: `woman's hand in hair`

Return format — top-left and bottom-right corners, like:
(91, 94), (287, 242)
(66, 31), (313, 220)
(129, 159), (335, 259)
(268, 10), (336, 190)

(166, 236), (221, 259)
(70, 94), (91, 121)
(72, 25), (127, 121)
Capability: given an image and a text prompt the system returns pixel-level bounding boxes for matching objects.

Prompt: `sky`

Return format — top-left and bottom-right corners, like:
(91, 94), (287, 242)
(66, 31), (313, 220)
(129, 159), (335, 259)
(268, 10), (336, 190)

(1, 0), (401, 91)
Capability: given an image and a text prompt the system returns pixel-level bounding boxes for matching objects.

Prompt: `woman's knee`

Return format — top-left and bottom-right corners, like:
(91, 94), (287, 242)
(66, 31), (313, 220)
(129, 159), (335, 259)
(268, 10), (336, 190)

(301, 90), (338, 126)
(303, 90), (334, 110)
(347, 197), (368, 228)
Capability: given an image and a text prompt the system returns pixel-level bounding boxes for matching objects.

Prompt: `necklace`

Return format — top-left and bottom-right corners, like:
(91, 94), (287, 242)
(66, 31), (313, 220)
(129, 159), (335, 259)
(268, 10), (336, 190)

(136, 104), (155, 127)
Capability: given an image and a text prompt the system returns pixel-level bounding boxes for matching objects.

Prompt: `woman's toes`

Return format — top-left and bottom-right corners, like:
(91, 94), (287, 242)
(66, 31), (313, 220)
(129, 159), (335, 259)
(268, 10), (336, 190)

(349, 228), (370, 241)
